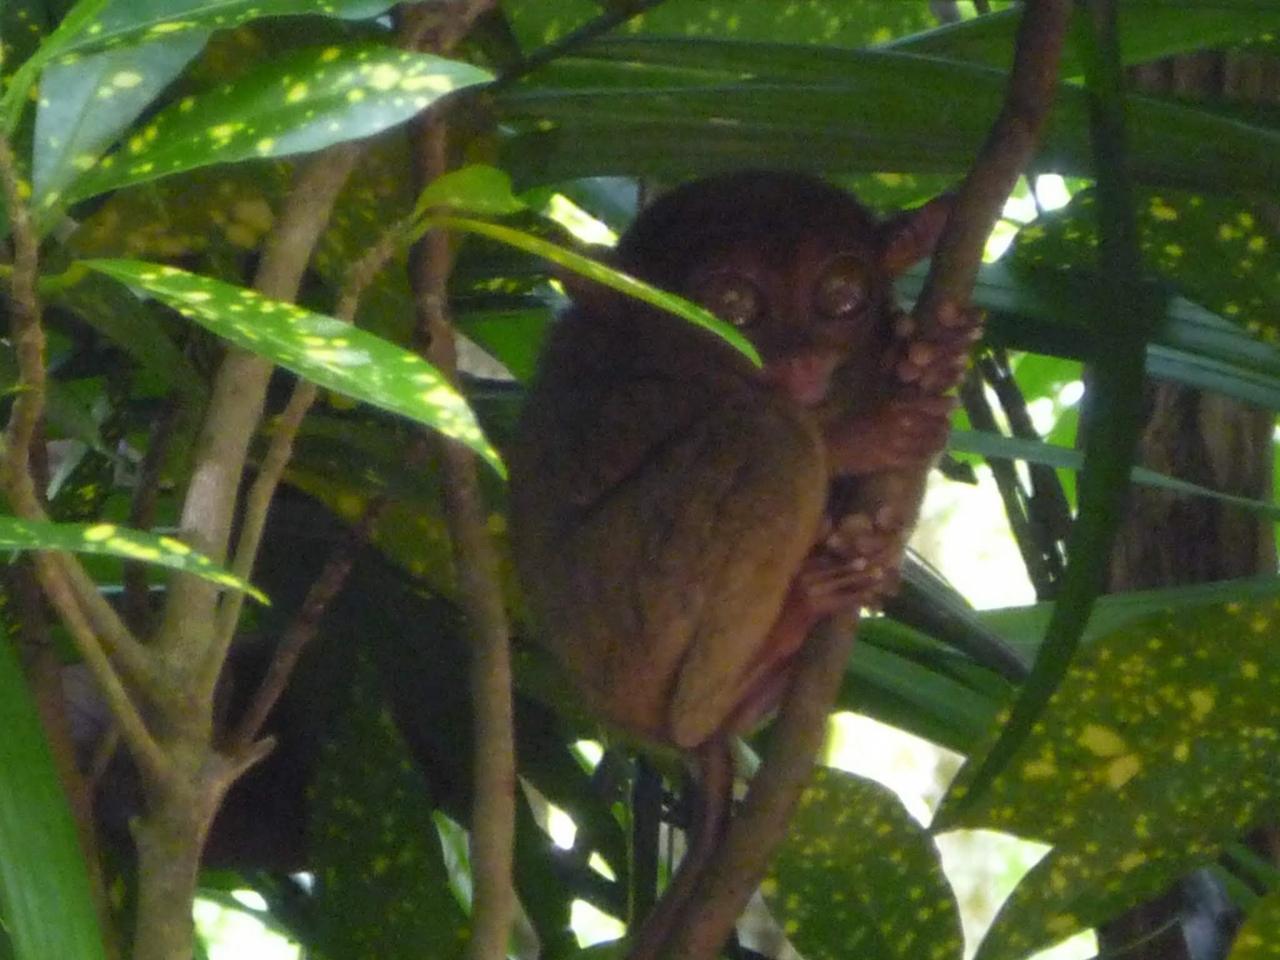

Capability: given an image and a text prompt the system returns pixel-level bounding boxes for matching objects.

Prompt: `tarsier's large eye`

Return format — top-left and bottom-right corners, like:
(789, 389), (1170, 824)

(812, 256), (868, 319)
(690, 271), (766, 329)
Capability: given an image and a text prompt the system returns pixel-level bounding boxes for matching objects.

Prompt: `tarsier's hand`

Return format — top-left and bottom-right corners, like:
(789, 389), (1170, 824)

(886, 302), (985, 395)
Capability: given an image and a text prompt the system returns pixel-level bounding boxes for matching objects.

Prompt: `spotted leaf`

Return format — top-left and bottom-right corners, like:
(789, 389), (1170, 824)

(1012, 188), (1280, 341)
(50, 0), (398, 58)
(1229, 890), (1280, 960)
(66, 43), (491, 202)
(34, 34), (208, 214)
(938, 599), (1280, 960)
(83, 259), (504, 476)
(0, 516), (265, 601)
(763, 767), (963, 960)
(311, 654), (468, 960)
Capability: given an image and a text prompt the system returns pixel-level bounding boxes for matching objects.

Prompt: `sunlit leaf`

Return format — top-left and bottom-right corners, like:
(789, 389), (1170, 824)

(84, 260), (504, 475)
(1230, 890), (1280, 959)
(764, 767), (963, 960)
(419, 215), (761, 366)
(1, 0), (110, 135)
(939, 599), (1280, 959)
(415, 164), (527, 218)
(0, 516), (266, 601)
(33, 33), (208, 209)
(67, 44), (492, 201)
(0, 629), (107, 960)
(51, 0), (398, 57)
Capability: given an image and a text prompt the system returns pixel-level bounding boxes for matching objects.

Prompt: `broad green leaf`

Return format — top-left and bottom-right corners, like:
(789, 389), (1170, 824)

(895, 4), (1280, 73)
(497, 58), (1280, 196)
(67, 44), (492, 202)
(504, 0), (933, 50)
(1230, 890), (1280, 959)
(1014, 188), (1280, 342)
(50, 0), (399, 57)
(937, 599), (1280, 959)
(0, 629), (107, 960)
(0, 516), (265, 600)
(1, 0), (111, 135)
(415, 164), (528, 218)
(84, 260), (504, 475)
(980, 575), (1280, 656)
(419, 215), (761, 366)
(33, 33), (208, 209)
(311, 654), (468, 960)
(763, 767), (963, 960)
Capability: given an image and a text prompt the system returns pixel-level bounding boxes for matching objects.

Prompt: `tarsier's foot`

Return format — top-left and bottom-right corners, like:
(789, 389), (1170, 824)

(794, 508), (907, 614)
(887, 302), (985, 395)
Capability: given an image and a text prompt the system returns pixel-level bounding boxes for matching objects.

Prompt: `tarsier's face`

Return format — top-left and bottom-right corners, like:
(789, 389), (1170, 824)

(680, 233), (891, 407)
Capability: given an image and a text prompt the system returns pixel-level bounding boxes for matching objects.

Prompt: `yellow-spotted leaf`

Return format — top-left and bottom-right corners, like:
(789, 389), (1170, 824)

(0, 517), (264, 601)
(66, 43), (491, 202)
(1230, 890), (1280, 960)
(938, 599), (1280, 960)
(50, 1), (398, 58)
(763, 767), (963, 960)
(84, 260), (504, 475)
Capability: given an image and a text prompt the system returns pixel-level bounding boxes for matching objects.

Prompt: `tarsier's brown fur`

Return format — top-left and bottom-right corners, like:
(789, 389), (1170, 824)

(509, 171), (977, 955)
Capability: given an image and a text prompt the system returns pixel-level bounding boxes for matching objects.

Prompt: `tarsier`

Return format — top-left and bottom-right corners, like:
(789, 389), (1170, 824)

(509, 171), (978, 955)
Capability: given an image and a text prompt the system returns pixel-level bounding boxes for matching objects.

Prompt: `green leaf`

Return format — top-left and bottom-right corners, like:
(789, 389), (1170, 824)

(1, 0), (111, 135)
(0, 516), (266, 601)
(415, 164), (528, 219)
(763, 767), (963, 960)
(420, 215), (761, 366)
(50, 0), (400, 57)
(1014, 188), (1280, 342)
(84, 259), (504, 476)
(67, 44), (492, 202)
(496, 55), (1280, 195)
(1230, 889), (1280, 959)
(0, 630), (107, 960)
(33, 33), (208, 210)
(504, 0), (934, 49)
(895, 3), (1280, 73)
(937, 599), (1280, 958)
(311, 654), (469, 960)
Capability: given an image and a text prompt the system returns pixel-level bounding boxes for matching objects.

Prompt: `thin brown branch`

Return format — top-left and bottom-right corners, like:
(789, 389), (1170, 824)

(228, 496), (387, 751)
(409, 108), (516, 960)
(0, 130), (163, 782)
(124, 395), (185, 631)
(170, 142), (362, 689)
(213, 209), (414, 671)
(659, 617), (859, 959)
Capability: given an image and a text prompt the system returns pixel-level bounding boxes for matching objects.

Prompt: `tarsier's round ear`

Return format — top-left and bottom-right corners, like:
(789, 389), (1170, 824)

(878, 192), (956, 277)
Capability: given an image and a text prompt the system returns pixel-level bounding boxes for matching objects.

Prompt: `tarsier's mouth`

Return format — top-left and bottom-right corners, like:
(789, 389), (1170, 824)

(762, 351), (841, 407)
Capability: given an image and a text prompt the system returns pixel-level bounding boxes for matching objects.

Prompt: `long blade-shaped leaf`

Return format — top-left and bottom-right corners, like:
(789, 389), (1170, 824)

(84, 260), (504, 475)
(0, 517), (266, 601)
(0, 633), (106, 960)
(67, 44), (491, 202)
